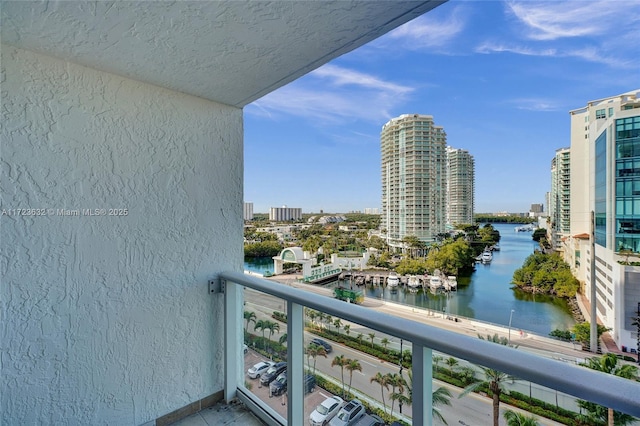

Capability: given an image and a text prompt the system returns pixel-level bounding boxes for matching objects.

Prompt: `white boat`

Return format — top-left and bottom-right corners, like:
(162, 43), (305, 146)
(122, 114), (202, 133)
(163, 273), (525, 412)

(481, 250), (492, 263)
(387, 272), (399, 287)
(445, 276), (457, 291)
(407, 275), (420, 288)
(429, 275), (443, 290)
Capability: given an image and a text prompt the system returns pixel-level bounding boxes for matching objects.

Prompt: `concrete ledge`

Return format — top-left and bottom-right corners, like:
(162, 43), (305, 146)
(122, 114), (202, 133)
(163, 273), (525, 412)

(156, 390), (224, 426)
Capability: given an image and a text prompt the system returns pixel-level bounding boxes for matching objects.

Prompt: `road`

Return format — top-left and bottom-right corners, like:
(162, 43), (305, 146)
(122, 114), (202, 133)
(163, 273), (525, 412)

(243, 279), (583, 424)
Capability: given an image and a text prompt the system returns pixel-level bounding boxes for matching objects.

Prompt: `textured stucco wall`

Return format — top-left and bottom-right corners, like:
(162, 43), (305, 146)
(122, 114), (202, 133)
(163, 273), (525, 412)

(1, 45), (243, 425)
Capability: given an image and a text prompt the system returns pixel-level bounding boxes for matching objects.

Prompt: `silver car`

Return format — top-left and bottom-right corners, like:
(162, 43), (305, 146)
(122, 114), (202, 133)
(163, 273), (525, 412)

(247, 361), (273, 379)
(328, 399), (365, 426)
(309, 395), (344, 425)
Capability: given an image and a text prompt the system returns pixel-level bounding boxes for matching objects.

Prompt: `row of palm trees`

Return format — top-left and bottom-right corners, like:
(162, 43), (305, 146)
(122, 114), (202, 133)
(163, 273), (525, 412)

(244, 310), (282, 351)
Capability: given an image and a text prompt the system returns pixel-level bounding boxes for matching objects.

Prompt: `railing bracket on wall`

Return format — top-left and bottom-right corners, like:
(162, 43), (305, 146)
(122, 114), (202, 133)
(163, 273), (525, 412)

(209, 277), (225, 294)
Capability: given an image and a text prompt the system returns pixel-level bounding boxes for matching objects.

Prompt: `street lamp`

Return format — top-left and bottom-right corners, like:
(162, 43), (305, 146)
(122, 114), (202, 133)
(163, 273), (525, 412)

(508, 309), (515, 345)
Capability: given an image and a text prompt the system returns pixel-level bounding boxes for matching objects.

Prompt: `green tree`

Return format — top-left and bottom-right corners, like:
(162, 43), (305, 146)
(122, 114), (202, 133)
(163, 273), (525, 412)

(345, 358), (362, 397)
(403, 369), (452, 424)
(385, 373), (405, 417)
(344, 324), (351, 336)
(244, 240), (283, 257)
(445, 357), (459, 372)
(381, 337), (390, 352)
(244, 310), (256, 333)
(305, 343), (327, 375)
(370, 372), (390, 415)
(368, 332), (376, 348)
(254, 319), (268, 349)
(357, 332), (364, 345)
(460, 367), (518, 426)
(503, 409), (539, 426)
(433, 355), (443, 373)
(572, 322), (610, 349)
(333, 318), (342, 333)
(578, 354), (638, 426)
(331, 355), (347, 397)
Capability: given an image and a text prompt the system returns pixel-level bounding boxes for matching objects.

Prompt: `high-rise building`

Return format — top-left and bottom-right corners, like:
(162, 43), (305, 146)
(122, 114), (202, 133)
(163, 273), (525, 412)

(565, 89), (640, 350)
(269, 206), (302, 221)
(244, 202), (254, 221)
(446, 147), (475, 226)
(549, 148), (570, 250)
(381, 114), (447, 248)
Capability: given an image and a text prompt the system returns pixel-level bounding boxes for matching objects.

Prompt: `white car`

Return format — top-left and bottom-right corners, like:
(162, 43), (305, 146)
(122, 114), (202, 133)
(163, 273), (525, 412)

(247, 361), (273, 379)
(309, 396), (344, 426)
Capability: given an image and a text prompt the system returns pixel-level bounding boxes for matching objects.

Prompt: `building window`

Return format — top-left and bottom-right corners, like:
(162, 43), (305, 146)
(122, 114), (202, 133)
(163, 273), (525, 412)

(596, 109), (606, 119)
(608, 107), (614, 117)
(595, 130), (607, 247)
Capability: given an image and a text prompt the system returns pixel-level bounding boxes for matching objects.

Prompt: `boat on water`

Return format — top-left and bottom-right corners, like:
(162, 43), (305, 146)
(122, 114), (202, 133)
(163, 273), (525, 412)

(445, 276), (457, 291)
(387, 272), (399, 287)
(481, 250), (493, 263)
(515, 224), (534, 232)
(429, 274), (443, 291)
(407, 275), (421, 288)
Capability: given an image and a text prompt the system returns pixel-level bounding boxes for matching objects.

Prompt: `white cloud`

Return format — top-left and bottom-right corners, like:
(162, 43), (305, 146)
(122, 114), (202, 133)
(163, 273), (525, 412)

(506, 1), (639, 41)
(247, 64), (414, 124)
(382, 5), (466, 50)
(509, 98), (563, 112)
(475, 41), (557, 57)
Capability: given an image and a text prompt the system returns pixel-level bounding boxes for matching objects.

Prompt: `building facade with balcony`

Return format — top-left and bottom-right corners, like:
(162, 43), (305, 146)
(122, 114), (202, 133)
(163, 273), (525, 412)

(269, 206), (303, 222)
(445, 146), (475, 227)
(1, 2), (447, 424)
(381, 114), (447, 248)
(550, 148), (571, 250)
(565, 90), (640, 351)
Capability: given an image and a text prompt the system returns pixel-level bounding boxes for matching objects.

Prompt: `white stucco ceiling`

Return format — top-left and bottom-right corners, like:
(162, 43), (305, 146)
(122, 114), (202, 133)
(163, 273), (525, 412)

(1, 1), (445, 108)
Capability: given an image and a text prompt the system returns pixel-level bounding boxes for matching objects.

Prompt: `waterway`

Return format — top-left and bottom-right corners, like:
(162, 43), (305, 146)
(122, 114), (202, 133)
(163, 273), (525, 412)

(244, 223), (576, 337)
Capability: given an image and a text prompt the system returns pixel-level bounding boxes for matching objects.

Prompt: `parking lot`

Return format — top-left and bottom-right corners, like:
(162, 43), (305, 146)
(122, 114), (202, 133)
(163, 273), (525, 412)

(244, 349), (337, 422)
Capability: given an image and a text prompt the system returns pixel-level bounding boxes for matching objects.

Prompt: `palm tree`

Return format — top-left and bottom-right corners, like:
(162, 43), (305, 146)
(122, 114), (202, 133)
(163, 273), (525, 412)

(385, 373), (404, 417)
(357, 332), (364, 344)
(254, 319), (268, 349)
(344, 324), (351, 336)
(345, 358), (362, 396)
(331, 355), (347, 397)
(305, 343), (327, 375)
(503, 409), (539, 426)
(333, 318), (342, 333)
(381, 337), (390, 352)
(445, 357), (459, 372)
(244, 310), (256, 333)
(324, 314), (333, 331)
(370, 372), (389, 415)
(265, 320), (279, 343)
(579, 354), (638, 426)
(459, 367), (517, 426)
(433, 355), (443, 373)
(402, 369), (452, 424)
(368, 332), (376, 348)
(278, 333), (287, 345)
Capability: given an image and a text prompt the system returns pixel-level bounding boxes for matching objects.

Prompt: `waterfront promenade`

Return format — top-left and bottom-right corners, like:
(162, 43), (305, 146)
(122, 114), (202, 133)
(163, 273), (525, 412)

(263, 271), (638, 363)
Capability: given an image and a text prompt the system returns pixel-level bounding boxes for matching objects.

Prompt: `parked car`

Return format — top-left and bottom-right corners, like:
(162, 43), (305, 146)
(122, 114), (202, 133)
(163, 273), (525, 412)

(304, 374), (316, 394)
(269, 371), (287, 396)
(243, 344), (248, 354)
(309, 395), (344, 426)
(352, 414), (385, 426)
(328, 399), (365, 426)
(247, 361), (273, 379)
(260, 362), (287, 385)
(310, 338), (333, 353)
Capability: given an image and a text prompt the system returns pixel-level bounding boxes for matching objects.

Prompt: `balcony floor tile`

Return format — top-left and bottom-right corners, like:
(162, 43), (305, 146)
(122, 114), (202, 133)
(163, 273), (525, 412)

(168, 399), (266, 426)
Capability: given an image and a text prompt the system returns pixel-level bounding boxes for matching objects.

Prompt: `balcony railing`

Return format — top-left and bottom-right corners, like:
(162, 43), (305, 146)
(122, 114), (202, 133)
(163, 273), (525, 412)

(221, 271), (640, 425)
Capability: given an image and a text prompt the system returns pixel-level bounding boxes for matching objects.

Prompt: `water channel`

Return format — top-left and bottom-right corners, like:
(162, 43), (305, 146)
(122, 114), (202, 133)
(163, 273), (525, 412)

(244, 223), (576, 337)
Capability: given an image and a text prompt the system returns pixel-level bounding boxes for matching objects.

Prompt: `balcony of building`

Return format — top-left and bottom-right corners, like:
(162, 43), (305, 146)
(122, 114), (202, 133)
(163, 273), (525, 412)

(170, 272), (640, 426)
(3, 2), (640, 425)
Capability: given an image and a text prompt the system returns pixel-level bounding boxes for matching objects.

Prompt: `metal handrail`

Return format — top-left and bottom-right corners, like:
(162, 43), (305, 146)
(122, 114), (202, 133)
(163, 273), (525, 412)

(221, 271), (640, 417)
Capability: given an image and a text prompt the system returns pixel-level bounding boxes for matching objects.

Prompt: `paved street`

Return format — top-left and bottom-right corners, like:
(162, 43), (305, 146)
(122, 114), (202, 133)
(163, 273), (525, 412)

(242, 279), (577, 425)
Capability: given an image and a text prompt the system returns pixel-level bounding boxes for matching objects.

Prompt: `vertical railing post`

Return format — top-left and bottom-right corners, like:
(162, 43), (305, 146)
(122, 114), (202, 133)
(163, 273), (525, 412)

(287, 302), (304, 425)
(412, 344), (433, 426)
(224, 279), (241, 402)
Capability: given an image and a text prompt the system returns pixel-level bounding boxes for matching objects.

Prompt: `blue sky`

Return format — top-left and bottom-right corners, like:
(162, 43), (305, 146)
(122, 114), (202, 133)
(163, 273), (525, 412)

(244, 0), (640, 214)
